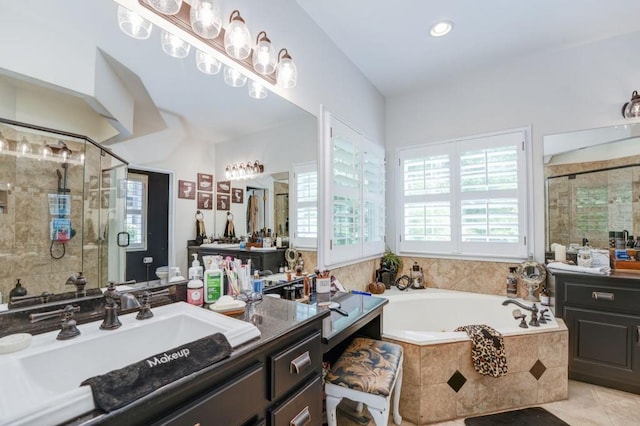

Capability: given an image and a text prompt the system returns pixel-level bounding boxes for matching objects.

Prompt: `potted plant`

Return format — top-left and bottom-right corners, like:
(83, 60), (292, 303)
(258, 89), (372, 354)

(378, 247), (403, 288)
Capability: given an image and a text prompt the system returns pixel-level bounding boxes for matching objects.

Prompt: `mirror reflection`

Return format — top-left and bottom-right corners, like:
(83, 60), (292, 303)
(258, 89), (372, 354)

(544, 122), (640, 250)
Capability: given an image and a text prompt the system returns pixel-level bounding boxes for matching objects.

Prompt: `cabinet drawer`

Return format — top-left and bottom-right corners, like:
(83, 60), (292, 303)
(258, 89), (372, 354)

(269, 332), (321, 401)
(156, 363), (264, 426)
(564, 281), (640, 314)
(270, 375), (322, 426)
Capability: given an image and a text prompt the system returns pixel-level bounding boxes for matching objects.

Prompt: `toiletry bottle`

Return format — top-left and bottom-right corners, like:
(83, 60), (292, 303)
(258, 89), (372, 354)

(204, 267), (223, 304)
(506, 267), (518, 296)
(9, 279), (27, 300)
(539, 284), (550, 306)
(188, 254), (203, 281)
(187, 277), (204, 307)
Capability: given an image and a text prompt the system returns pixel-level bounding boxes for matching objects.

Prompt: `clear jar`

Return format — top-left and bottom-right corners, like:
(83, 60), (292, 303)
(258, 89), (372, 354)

(577, 247), (592, 268)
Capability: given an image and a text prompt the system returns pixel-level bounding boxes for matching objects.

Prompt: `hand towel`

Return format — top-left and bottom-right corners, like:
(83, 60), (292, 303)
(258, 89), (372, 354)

(455, 324), (507, 378)
(546, 261), (611, 275)
(81, 332), (231, 413)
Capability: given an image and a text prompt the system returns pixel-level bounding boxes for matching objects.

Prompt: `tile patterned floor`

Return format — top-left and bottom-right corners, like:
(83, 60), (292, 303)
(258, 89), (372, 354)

(336, 380), (640, 425)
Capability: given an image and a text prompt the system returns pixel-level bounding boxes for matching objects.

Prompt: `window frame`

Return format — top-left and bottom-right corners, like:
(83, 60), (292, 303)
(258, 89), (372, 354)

(396, 127), (531, 261)
(291, 161), (318, 249)
(125, 172), (148, 252)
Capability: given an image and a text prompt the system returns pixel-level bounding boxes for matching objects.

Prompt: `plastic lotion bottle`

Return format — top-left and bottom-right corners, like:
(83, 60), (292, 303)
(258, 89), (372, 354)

(187, 255), (204, 306)
(188, 254), (203, 280)
(204, 267), (223, 304)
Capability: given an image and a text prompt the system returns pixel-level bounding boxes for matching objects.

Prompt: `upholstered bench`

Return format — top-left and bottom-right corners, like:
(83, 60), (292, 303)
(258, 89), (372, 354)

(324, 337), (403, 426)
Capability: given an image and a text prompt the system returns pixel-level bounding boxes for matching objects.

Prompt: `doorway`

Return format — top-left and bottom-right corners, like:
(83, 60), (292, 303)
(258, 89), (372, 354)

(126, 168), (170, 283)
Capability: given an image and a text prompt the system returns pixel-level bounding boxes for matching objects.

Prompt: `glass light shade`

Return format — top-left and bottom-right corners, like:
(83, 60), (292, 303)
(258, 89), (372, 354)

(117, 6), (153, 40)
(147, 0), (182, 15)
(223, 65), (247, 87)
(248, 80), (268, 99)
(430, 21), (453, 37)
(161, 30), (191, 58)
(40, 144), (53, 159)
(195, 49), (221, 74)
(623, 90), (640, 119)
(224, 11), (251, 60)
(252, 32), (276, 75)
(190, 0), (221, 39)
(0, 132), (6, 152)
(276, 50), (297, 88)
(16, 138), (31, 156)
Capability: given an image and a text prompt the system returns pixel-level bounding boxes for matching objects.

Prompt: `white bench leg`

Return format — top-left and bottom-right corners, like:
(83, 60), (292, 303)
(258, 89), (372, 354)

(392, 365), (403, 425)
(368, 402), (390, 426)
(325, 394), (342, 426)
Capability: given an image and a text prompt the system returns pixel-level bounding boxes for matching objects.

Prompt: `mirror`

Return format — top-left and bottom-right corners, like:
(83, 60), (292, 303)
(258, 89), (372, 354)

(544, 122), (640, 250)
(0, 0), (317, 309)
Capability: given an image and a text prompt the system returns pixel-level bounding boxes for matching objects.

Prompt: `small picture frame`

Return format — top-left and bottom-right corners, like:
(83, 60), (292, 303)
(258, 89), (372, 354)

(216, 180), (231, 194)
(217, 193), (230, 211)
(198, 192), (213, 210)
(232, 188), (244, 203)
(178, 180), (196, 199)
(197, 173), (214, 191)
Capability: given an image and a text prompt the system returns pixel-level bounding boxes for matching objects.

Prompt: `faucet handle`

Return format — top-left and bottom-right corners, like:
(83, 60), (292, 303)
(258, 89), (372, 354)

(136, 289), (170, 320)
(30, 305), (81, 340)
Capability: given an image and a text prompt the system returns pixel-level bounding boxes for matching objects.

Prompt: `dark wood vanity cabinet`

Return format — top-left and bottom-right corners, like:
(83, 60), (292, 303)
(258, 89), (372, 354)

(554, 272), (640, 394)
(147, 328), (324, 426)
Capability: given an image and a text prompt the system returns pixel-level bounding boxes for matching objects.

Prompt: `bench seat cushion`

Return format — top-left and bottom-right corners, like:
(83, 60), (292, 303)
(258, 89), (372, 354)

(325, 338), (402, 397)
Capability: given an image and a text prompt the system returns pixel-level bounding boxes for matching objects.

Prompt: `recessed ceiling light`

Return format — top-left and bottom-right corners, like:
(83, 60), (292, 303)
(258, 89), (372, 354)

(430, 20), (453, 37)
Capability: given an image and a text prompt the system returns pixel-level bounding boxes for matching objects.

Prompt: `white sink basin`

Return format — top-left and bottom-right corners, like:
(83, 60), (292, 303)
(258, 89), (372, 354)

(0, 302), (260, 426)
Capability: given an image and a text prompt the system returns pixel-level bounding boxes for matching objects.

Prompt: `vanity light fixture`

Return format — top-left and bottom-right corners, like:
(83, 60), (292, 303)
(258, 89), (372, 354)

(276, 49), (297, 89)
(622, 90), (640, 119)
(161, 29), (191, 58)
(248, 80), (268, 99)
(115, 1), (297, 98)
(252, 31), (276, 75)
(147, 0), (182, 15)
(16, 137), (32, 156)
(189, 0), (221, 39)
(117, 5), (153, 39)
(224, 65), (247, 87)
(196, 49), (221, 74)
(224, 10), (251, 60)
(430, 20), (453, 37)
(40, 144), (53, 160)
(225, 160), (264, 180)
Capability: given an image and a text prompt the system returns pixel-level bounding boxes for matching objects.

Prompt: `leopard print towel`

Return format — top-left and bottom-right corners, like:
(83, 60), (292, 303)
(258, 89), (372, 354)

(454, 324), (508, 378)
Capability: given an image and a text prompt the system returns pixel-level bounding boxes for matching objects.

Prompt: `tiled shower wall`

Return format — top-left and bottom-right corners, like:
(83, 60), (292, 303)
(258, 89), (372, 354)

(0, 124), (101, 301)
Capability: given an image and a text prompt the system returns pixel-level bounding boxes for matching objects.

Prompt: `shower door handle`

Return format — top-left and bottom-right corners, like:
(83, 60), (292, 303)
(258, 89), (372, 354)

(117, 231), (130, 247)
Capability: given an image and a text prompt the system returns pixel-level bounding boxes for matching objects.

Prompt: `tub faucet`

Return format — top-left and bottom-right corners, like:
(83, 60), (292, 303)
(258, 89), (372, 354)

(502, 299), (540, 327)
(100, 280), (137, 330)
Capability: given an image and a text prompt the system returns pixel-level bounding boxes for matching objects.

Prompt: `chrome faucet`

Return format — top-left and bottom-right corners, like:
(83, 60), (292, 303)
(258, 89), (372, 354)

(100, 280), (137, 330)
(502, 299), (540, 327)
(30, 304), (81, 340)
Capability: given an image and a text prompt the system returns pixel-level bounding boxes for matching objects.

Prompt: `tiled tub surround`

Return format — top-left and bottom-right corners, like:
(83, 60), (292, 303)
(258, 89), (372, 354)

(380, 289), (568, 424)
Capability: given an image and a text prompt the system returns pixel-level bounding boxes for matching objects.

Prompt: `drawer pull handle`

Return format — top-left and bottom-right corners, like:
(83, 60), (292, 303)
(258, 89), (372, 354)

(290, 351), (311, 374)
(290, 406), (310, 426)
(592, 291), (615, 301)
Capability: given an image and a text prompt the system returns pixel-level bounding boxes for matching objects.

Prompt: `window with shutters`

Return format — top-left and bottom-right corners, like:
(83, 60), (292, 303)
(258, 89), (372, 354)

(398, 128), (530, 259)
(125, 173), (148, 251)
(292, 162), (318, 248)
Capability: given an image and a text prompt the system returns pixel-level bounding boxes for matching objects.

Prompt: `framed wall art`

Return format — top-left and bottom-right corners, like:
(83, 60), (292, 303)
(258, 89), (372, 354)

(178, 180), (196, 199)
(216, 180), (231, 193)
(217, 193), (230, 211)
(232, 188), (244, 203)
(197, 173), (213, 191)
(198, 192), (213, 210)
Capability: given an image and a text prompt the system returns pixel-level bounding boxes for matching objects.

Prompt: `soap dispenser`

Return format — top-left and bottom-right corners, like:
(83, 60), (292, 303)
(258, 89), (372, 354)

(188, 254), (203, 281)
(9, 278), (27, 300)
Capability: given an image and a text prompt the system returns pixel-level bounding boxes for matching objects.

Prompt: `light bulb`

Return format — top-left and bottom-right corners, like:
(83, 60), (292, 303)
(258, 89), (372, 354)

(0, 132), (7, 152)
(195, 49), (221, 74)
(224, 10), (251, 60)
(161, 30), (191, 58)
(190, 0), (221, 39)
(117, 5), (152, 40)
(40, 144), (53, 160)
(223, 65), (247, 88)
(248, 80), (268, 99)
(17, 137), (31, 156)
(277, 49), (297, 88)
(252, 31), (276, 75)
(147, 0), (182, 15)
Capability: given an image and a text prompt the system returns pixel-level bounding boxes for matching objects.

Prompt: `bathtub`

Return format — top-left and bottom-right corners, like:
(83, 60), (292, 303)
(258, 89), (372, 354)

(378, 288), (568, 424)
(381, 288), (560, 345)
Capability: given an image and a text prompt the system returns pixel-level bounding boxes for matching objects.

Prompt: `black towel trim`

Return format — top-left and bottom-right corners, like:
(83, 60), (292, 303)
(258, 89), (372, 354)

(81, 332), (232, 413)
